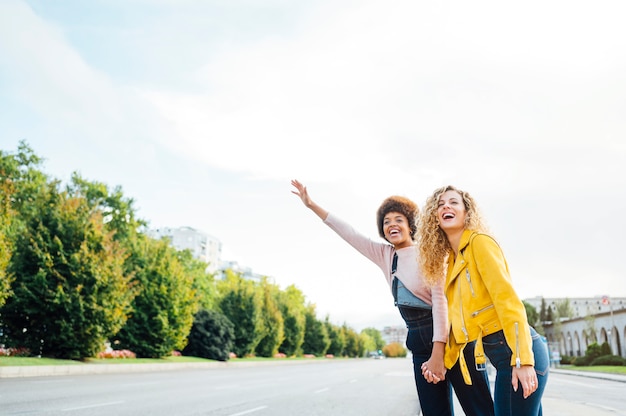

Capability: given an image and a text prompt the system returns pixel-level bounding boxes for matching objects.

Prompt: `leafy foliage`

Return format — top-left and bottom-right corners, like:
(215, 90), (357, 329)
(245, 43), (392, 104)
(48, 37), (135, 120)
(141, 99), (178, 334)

(0, 141), (365, 361)
(523, 301), (539, 327)
(382, 342), (407, 358)
(573, 342), (613, 366)
(324, 317), (345, 357)
(217, 271), (263, 357)
(277, 285), (306, 357)
(254, 278), (285, 357)
(113, 235), (197, 358)
(361, 327), (385, 350)
(590, 355), (626, 366)
(183, 309), (234, 361)
(2, 182), (134, 359)
(301, 304), (329, 356)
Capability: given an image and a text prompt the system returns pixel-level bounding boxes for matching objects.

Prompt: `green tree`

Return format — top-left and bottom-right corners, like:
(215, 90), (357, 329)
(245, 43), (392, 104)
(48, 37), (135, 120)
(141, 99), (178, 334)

(67, 173), (144, 244)
(324, 317), (345, 357)
(539, 297), (547, 322)
(114, 236), (196, 358)
(277, 285), (306, 357)
(342, 324), (361, 357)
(584, 315), (597, 343)
(254, 277), (285, 357)
(556, 298), (574, 320)
(2, 184), (134, 359)
(0, 184), (15, 308)
(361, 327), (385, 350)
(523, 301), (539, 327)
(0, 141), (48, 308)
(174, 248), (216, 312)
(183, 309), (234, 361)
(217, 270), (263, 357)
(359, 332), (376, 355)
(301, 304), (329, 356)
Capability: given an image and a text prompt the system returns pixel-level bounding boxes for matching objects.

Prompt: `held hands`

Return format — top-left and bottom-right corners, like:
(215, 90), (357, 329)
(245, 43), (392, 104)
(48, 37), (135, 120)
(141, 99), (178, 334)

(421, 357), (447, 384)
(420, 342), (447, 384)
(512, 365), (539, 399)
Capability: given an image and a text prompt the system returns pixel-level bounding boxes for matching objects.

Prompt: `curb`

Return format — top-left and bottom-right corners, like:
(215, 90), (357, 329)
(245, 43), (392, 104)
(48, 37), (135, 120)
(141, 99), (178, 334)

(0, 358), (331, 378)
(549, 368), (626, 383)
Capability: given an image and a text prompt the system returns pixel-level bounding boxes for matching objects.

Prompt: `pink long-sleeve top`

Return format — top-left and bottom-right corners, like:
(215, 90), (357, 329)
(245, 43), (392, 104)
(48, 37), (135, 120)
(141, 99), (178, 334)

(324, 213), (448, 343)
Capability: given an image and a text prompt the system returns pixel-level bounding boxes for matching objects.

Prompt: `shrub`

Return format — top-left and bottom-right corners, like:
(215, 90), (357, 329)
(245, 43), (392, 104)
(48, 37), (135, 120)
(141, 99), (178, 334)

(560, 355), (574, 365)
(382, 342), (407, 358)
(572, 355), (591, 366)
(585, 343), (604, 362)
(574, 342), (615, 366)
(590, 355), (626, 366)
(182, 309), (234, 362)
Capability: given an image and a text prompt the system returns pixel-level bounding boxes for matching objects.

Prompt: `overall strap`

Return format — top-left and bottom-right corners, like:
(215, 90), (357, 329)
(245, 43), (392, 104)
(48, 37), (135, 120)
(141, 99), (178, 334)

(391, 252), (399, 304)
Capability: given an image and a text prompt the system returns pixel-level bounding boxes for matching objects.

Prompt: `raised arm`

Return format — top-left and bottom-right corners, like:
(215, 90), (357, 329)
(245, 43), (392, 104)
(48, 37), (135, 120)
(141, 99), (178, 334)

(291, 179), (329, 220)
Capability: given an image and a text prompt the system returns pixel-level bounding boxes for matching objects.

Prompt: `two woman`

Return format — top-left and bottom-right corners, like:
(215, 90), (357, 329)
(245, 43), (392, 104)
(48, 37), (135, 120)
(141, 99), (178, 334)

(418, 185), (549, 416)
(291, 180), (492, 416)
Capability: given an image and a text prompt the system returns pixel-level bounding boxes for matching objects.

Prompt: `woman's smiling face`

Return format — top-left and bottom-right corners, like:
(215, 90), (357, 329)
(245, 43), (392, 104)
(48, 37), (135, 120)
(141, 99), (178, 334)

(383, 211), (412, 248)
(437, 190), (467, 233)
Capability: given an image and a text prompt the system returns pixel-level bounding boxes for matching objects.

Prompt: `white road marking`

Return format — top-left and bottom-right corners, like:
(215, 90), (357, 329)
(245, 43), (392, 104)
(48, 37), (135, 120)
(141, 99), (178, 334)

(314, 387), (330, 393)
(227, 405), (268, 416)
(62, 400), (125, 411)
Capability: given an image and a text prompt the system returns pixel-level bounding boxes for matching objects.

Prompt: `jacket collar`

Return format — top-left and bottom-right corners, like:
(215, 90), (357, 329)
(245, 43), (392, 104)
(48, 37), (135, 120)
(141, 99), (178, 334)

(448, 229), (478, 280)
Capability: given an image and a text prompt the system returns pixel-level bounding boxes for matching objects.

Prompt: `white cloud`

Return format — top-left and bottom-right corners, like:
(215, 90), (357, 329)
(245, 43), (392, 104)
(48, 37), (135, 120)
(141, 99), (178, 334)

(1, 0), (625, 330)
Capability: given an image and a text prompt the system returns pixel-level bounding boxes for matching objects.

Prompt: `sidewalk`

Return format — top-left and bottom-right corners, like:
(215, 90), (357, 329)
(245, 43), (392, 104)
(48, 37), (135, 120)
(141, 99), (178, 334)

(549, 367), (626, 383)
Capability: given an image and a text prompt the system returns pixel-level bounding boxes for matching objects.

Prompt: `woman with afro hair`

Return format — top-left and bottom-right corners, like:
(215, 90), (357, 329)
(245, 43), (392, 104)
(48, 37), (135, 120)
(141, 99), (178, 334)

(291, 180), (493, 416)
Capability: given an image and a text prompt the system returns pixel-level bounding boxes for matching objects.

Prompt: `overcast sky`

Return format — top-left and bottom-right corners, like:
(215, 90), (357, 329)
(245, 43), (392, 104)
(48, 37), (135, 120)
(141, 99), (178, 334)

(2, 0), (624, 331)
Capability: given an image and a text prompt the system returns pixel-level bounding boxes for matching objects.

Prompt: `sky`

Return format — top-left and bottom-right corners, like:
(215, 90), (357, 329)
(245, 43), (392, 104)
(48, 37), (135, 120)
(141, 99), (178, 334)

(1, 0), (625, 332)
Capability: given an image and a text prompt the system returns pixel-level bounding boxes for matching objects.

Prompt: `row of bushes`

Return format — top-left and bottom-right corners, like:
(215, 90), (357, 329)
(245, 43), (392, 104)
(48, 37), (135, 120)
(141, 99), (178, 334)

(571, 342), (626, 366)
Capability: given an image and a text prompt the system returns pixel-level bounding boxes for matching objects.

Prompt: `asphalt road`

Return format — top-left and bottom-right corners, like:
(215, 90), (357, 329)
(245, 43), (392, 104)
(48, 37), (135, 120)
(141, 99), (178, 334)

(0, 358), (624, 415)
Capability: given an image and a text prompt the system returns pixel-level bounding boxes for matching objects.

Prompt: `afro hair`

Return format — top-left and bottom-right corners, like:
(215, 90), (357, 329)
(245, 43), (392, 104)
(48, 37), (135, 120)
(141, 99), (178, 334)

(376, 196), (419, 242)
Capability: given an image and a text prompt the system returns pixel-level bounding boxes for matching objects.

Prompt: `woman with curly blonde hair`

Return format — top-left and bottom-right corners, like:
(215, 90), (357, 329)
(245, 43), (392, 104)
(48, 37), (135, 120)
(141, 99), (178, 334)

(417, 185), (549, 416)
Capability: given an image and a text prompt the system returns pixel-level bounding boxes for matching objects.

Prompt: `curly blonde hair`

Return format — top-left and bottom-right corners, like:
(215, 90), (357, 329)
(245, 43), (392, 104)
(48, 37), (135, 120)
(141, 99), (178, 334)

(417, 185), (489, 286)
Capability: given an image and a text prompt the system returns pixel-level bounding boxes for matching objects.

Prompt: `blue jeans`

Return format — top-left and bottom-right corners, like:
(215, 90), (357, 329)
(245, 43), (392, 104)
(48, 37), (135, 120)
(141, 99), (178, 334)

(405, 312), (454, 416)
(447, 341), (495, 416)
(482, 327), (549, 416)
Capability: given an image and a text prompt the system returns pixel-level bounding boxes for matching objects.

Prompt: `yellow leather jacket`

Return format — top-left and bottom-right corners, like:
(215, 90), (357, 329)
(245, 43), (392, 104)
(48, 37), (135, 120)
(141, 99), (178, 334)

(445, 229), (534, 384)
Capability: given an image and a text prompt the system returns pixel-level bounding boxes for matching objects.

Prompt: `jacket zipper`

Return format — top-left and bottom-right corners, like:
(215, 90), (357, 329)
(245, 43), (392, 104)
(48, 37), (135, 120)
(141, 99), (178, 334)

(515, 322), (521, 368)
(471, 304), (494, 317)
(465, 269), (476, 297)
(458, 280), (469, 341)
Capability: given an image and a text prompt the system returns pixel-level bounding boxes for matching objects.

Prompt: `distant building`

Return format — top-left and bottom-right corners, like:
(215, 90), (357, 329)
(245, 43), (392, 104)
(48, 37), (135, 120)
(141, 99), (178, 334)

(524, 296), (626, 319)
(524, 296), (626, 359)
(218, 260), (265, 282)
(381, 325), (407, 346)
(147, 226), (222, 273)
